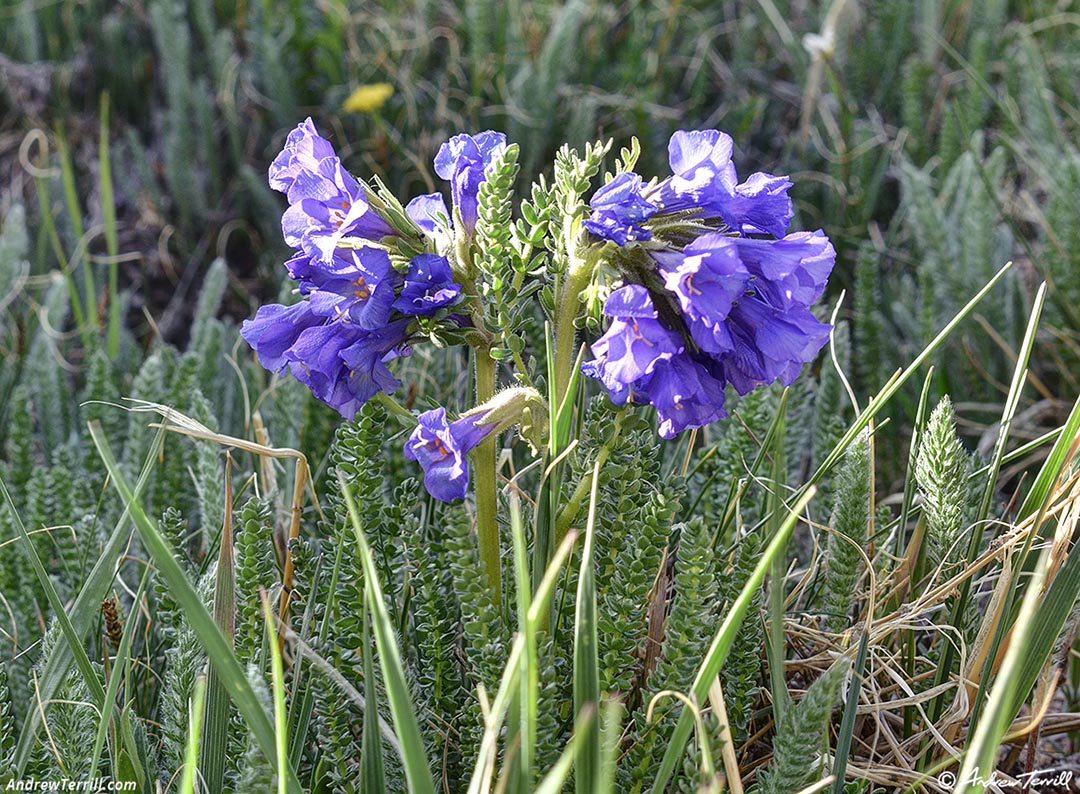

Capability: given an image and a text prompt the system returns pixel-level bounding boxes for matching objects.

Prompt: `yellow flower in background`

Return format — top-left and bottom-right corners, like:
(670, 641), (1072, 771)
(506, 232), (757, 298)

(342, 83), (394, 113)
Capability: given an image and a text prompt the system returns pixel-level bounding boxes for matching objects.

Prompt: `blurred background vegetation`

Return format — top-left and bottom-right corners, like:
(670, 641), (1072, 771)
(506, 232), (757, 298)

(2, 0), (1078, 465)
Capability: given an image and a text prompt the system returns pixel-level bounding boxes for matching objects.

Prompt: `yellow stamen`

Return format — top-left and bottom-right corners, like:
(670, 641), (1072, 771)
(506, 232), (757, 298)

(353, 275), (370, 299)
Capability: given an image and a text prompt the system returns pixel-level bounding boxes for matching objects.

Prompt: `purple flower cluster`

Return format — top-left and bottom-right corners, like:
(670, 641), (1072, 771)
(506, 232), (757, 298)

(581, 130), (835, 438)
(243, 119), (501, 418)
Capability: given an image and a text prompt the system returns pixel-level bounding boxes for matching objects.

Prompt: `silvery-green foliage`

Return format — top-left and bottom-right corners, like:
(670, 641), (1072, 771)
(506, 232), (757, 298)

(43, 670), (98, 782)
(824, 432), (871, 632)
(157, 565), (215, 783)
(853, 244), (885, 394)
(157, 620), (205, 781)
(720, 530), (765, 745)
(235, 664), (276, 794)
(0, 662), (15, 779)
(190, 388), (224, 550)
(25, 281), (75, 457)
(572, 400), (681, 697)
(755, 662), (849, 794)
(812, 321), (851, 478)
(623, 518), (719, 791)
(234, 497), (277, 668)
(915, 397), (970, 572)
(124, 351), (168, 480)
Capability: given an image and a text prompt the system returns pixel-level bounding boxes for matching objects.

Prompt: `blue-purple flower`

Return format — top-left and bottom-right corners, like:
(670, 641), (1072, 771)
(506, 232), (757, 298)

(403, 407), (497, 502)
(725, 230), (834, 309)
(582, 172), (659, 245)
(248, 120), (488, 422)
(580, 284), (732, 438)
(639, 353), (728, 439)
(433, 131), (507, 233)
(657, 130), (793, 238)
(271, 118), (395, 262)
(657, 235), (751, 355)
(405, 193), (452, 243)
(713, 299), (831, 395)
(290, 246), (402, 330)
(582, 285), (684, 393)
(240, 301), (323, 373)
(268, 118), (338, 203)
(657, 231), (833, 395)
(243, 312), (411, 420)
(392, 254), (462, 316)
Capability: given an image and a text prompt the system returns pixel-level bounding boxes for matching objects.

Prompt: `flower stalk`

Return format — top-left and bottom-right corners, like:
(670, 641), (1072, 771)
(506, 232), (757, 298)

(553, 247), (600, 409)
(472, 344), (501, 605)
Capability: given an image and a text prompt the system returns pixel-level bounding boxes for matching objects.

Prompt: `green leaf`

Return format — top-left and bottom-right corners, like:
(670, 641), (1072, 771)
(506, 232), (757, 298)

(12, 433), (157, 776)
(99, 91), (120, 357)
(340, 471), (436, 794)
(958, 551), (1050, 794)
(573, 462), (602, 794)
(263, 595), (290, 794)
(87, 422), (303, 794)
(179, 675), (208, 794)
(360, 587), (387, 793)
(1, 478), (142, 790)
(510, 491), (537, 788)
(90, 568), (151, 783)
(650, 486), (818, 793)
(200, 462), (235, 794)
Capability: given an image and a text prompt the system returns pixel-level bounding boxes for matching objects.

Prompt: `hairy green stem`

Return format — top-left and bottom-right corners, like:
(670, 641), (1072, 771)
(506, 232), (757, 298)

(473, 346), (502, 606)
(552, 253), (596, 409)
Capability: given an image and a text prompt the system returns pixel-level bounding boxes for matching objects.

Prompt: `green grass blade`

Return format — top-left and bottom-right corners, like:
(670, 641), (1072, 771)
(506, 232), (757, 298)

(831, 627), (870, 794)
(944, 283), (1046, 729)
(573, 462), (602, 794)
(179, 675), (208, 794)
(468, 529), (583, 794)
(55, 127), (85, 243)
(651, 486), (817, 794)
(1004, 524), (1080, 725)
(361, 586), (387, 794)
(895, 367), (935, 564)
(288, 551), (327, 771)
(534, 705), (596, 794)
(13, 427), (160, 775)
(33, 173), (89, 345)
(1, 472), (148, 790)
(98, 91), (120, 357)
(510, 491), (536, 787)
(807, 261), (1012, 487)
(766, 389), (791, 725)
(0, 475), (106, 697)
(89, 566), (151, 780)
(975, 282), (1046, 528)
(55, 126), (94, 329)
(956, 551), (1049, 794)
(340, 472), (436, 794)
(88, 422), (303, 794)
(262, 594), (289, 794)
(200, 471), (235, 794)
(1016, 395), (1080, 521)
(555, 344), (586, 450)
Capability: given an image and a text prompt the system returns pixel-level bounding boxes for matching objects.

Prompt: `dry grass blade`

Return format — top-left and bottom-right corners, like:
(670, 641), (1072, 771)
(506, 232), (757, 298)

(122, 398), (319, 643)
